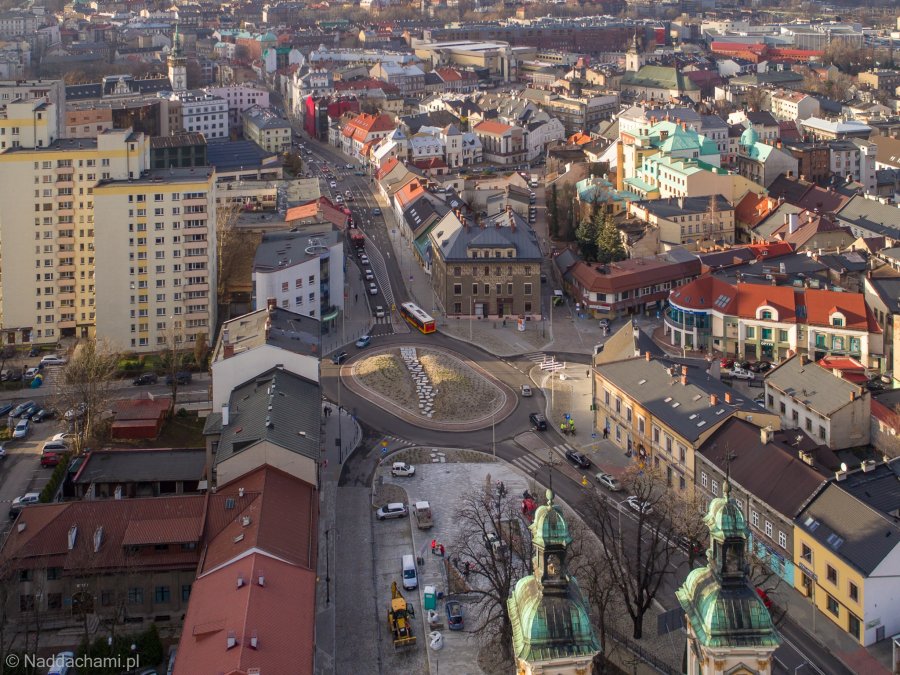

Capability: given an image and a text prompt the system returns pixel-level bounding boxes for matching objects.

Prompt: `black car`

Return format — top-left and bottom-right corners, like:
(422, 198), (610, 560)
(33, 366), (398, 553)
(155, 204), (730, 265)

(748, 361), (771, 373)
(0, 404), (11, 417)
(133, 372), (159, 385)
(332, 351), (348, 365)
(30, 408), (55, 423)
(565, 449), (591, 469)
(20, 403), (39, 419)
(529, 412), (547, 431)
(165, 371), (192, 386)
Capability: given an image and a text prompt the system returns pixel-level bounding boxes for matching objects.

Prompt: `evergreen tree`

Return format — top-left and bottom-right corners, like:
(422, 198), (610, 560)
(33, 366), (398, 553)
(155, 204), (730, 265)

(596, 211), (626, 264)
(576, 212), (600, 261)
(548, 183), (559, 238)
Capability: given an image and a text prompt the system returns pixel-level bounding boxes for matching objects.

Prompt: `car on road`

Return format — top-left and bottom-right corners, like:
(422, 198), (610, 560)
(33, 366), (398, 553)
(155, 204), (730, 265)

(595, 472), (622, 492)
(446, 600), (464, 630)
(374, 305), (385, 318)
(529, 412), (547, 431)
(625, 496), (653, 515)
(133, 372), (158, 385)
(749, 361), (772, 373)
(24, 367), (39, 379)
(598, 319), (610, 329)
(364, 269), (374, 281)
(13, 418), (30, 439)
(391, 462), (415, 477)
(30, 408), (55, 423)
(368, 282), (378, 295)
(9, 492), (39, 518)
(355, 335), (372, 349)
(376, 502), (408, 520)
(331, 351), (348, 365)
(329, 181), (337, 189)
(40, 355), (66, 366)
(565, 448), (591, 469)
(165, 371), (192, 386)
(372, 207), (382, 216)
(10, 400), (36, 418)
(360, 254), (369, 264)
(334, 194), (344, 203)
(520, 384), (532, 397)
(729, 366), (754, 380)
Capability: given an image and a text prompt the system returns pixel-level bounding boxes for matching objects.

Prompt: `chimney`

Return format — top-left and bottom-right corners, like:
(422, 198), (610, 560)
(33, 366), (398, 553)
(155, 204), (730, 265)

(645, 351), (651, 361)
(222, 404), (230, 427)
(680, 373), (687, 385)
(725, 391), (732, 404)
(224, 343), (235, 358)
(267, 297), (277, 312)
(710, 394), (718, 407)
(681, 365), (688, 376)
(861, 460), (876, 472)
(760, 425), (773, 444)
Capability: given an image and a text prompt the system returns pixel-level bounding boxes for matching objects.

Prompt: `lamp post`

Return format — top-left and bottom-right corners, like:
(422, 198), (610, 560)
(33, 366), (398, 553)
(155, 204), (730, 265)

(492, 407), (496, 457)
(325, 529), (331, 605)
(470, 296), (473, 342)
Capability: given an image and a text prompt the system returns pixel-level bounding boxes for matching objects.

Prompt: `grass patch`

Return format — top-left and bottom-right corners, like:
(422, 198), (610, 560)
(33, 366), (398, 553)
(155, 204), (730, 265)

(122, 412), (206, 449)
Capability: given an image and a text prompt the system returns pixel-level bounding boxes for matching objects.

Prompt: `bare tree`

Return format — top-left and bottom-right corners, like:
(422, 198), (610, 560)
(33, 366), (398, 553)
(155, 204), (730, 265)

(160, 324), (190, 415)
(215, 201), (242, 305)
(449, 482), (531, 667)
(581, 466), (680, 639)
(669, 490), (709, 569)
(55, 339), (119, 456)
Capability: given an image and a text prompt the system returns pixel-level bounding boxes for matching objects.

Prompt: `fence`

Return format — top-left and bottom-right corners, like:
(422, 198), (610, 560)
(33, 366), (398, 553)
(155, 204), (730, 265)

(605, 625), (681, 675)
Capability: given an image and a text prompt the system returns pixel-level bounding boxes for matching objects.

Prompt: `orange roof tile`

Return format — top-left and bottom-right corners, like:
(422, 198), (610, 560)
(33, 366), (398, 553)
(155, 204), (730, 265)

(435, 67), (461, 82)
(376, 157), (400, 179)
(393, 178), (426, 209)
(735, 191), (772, 227)
(568, 132), (593, 146)
(474, 119), (513, 135)
(804, 287), (880, 332)
(284, 202), (319, 222)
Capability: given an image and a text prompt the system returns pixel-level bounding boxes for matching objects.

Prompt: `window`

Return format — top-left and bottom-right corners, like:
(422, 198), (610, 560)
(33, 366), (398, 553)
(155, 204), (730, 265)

(832, 316), (843, 327)
(767, 394), (774, 407)
(128, 587), (144, 605)
(701, 471), (708, 488)
(281, 282), (288, 292)
(778, 531), (787, 548)
(47, 593), (62, 610)
(761, 327), (772, 341)
(806, 418), (812, 432)
(295, 278), (303, 288)
(46, 567), (61, 580)
(746, 326), (755, 338)
(849, 582), (858, 602)
(827, 565), (837, 585)
(182, 584), (192, 602)
(524, 283), (532, 295)
(154, 586), (171, 603)
(751, 510), (759, 527)
(826, 595), (839, 616)
(711, 480), (719, 496)
(765, 520), (773, 537)
(801, 543), (812, 563)
(472, 284), (478, 295)
(779, 329), (789, 342)
(453, 284), (461, 296)
(849, 613), (861, 640)
(19, 595), (34, 612)
(792, 410), (799, 423)
(761, 310), (772, 320)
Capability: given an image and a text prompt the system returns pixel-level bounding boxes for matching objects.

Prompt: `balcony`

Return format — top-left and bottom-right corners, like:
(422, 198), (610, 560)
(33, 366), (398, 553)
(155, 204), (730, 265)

(184, 282), (209, 293)
(57, 264), (75, 274)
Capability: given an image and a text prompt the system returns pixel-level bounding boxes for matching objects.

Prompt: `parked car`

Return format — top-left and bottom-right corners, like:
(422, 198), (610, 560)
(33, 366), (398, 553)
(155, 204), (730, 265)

(0, 404), (12, 416)
(329, 181), (337, 189)
(23, 367), (39, 379)
(30, 408), (55, 423)
(165, 371), (192, 386)
(64, 403), (86, 421)
(0, 445), (6, 460)
(355, 335), (372, 349)
(47, 651), (75, 675)
(625, 496), (653, 515)
(376, 502), (408, 520)
(730, 366), (754, 380)
(521, 384), (532, 397)
(42, 441), (68, 454)
(374, 305), (386, 318)
(565, 448), (591, 469)
(391, 462), (415, 477)
(6, 367), (21, 382)
(484, 531), (503, 552)
(40, 355), (66, 366)
(51, 432), (74, 444)
(10, 400), (36, 418)
(331, 351), (348, 365)
(40, 451), (63, 468)
(133, 372), (159, 385)
(719, 357), (734, 370)
(595, 472), (622, 492)
(372, 207), (382, 216)
(529, 412), (547, 431)
(598, 319), (610, 329)
(13, 418), (29, 439)
(368, 283), (378, 295)
(364, 269), (375, 281)
(9, 492), (39, 518)
(446, 600), (464, 630)
(360, 254), (370, 265)
(748, 361), (771, 373)
(21, 403), (38, 418)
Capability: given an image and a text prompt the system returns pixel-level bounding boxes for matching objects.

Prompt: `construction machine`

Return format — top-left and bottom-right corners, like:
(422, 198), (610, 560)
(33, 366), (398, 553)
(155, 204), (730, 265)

(387, 581), (417, 649)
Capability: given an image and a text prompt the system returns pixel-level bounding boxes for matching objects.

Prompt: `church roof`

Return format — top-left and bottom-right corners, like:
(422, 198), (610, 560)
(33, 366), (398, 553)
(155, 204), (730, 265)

(530, 489), (573, 549)
(620, 65), (700, 92)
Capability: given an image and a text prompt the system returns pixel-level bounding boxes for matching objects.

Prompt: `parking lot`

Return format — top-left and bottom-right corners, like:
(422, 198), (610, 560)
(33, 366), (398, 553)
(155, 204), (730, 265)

(0, 409), (65, 521)
(375, 457), (533, 675)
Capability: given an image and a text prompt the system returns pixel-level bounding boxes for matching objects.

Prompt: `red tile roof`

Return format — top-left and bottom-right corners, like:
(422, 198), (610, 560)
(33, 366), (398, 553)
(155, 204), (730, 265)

(393, 178), (426, 209)
(474, 119), (514, 136)
(435, 67), (461, 82)
(284, 202), (319, 222)
(2, 496), (205, 572)
(568, 132), (593, 146)
(342, 112), (395, 143)
(333, 77), (399, 94)
(174, 553), (316, 675)
(111, 398), (171, 421)
(669, 275), (737, 312)
(735, 191), (772, 227)
(376, 157), (400, 179)
(817, 356), (868, 384)
(570, 256), (701, 294)
(804, 287), (881, 332)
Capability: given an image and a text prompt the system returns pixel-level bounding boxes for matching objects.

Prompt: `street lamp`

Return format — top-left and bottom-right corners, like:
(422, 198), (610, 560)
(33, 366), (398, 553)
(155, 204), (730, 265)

(492, 407), (496, 457)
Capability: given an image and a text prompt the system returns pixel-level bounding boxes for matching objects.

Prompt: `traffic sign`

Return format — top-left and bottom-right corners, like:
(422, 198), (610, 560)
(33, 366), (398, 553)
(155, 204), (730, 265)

(380, 440), (388, 447)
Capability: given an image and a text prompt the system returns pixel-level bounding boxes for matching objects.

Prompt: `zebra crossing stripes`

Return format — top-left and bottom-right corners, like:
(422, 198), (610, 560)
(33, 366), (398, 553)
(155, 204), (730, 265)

(551, 443), (577, 457)
(523, 352), (549, 363)
(510, 453), (544, 475)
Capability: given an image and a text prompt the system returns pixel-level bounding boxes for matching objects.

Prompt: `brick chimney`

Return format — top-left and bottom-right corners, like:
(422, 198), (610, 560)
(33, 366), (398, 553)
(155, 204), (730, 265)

(645, 351), (651, 361)
(681, 373), (687, 385)
(725, 391), (732, 404)
(710, 394), (718, 407)
(224, 343), (235, 359)
(266, 297), (277, 312)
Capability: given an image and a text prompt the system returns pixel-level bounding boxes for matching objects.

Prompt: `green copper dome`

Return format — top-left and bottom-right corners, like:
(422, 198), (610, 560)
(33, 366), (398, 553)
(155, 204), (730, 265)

(705, 483), (747, 543)
(739, 126), (759, 149)
(530, 490), (573, 550)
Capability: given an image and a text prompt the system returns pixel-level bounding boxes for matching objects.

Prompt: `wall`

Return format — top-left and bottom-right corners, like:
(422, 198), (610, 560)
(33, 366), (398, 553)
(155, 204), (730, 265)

(215, 439), (318, 489)
(211, 345), (319, 408)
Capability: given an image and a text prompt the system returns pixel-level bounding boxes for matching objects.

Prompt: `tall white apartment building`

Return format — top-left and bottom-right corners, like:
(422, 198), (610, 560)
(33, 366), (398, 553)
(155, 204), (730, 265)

(204, 83), (270, 130)
(94, 168), (217, 351)
(169, 91), (228, 139)
(0, 109), (217, 350)
(0, 79), (65, 139)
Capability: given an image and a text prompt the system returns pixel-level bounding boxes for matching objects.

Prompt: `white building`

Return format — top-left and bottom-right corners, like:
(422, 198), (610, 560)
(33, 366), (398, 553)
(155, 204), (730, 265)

(524, 116), (565, 162)
(770, 91), (821, 122)
(251, 228), (344, 323)
(169, 91), (228, 139)
(204, 83), (270, 130)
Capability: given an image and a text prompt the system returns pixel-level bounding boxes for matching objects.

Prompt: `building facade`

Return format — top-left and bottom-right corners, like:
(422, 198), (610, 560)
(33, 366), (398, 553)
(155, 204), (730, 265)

(242, 106), (291, 153)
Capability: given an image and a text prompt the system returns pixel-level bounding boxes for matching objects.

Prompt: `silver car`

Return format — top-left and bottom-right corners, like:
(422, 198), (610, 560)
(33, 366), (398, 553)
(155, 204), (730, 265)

(376, 503), (408, 520)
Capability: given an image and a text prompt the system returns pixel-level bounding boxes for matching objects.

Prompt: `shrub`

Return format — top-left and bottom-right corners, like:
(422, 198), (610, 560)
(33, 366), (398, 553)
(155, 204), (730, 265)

(39, 453), (70, 502)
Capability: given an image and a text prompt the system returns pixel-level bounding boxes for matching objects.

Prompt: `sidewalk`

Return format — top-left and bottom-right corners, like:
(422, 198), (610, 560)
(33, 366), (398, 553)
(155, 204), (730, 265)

(321, 260), (374, 356)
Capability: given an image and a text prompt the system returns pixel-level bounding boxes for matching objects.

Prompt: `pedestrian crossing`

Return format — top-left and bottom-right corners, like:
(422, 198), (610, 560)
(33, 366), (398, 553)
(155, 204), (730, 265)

(510, 454), (543, 475)
(509, 444), (578, 475)
(523, 352), (549, 363)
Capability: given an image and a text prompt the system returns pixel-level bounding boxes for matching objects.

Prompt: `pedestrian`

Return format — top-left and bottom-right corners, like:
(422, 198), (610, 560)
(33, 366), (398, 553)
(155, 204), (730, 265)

(431, 539), (436, 555)
(439, 544), (445, 557)
(463, 562), (470, 577)
(354, 293), (358, 303)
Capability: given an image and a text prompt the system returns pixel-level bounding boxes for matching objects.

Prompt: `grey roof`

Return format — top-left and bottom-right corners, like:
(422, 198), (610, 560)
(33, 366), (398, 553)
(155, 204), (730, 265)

(745, 111), (779, 127)
(73, 448), (206, 485)
(403, 196), (443, 238)
(206, 140), (277, 171)
(817, 251), (868, 275)
(637, 195), (732, 219)
(764, 355), (863, 417)
(253, 229), (340, 271)
(753, 202), (804, 240)
(798, 461), (900, 575)
(711, 251), (829, 287)
(553, 248), (580, 276)
(242, 105), (290, 130)
(835, 195), (900, 240)
(213, 367), (321, 464)
(596, 357), (767, 443)
(867, 276), (900, 314)
(432, 209), (542, 262)
(214, 307), (320, 362)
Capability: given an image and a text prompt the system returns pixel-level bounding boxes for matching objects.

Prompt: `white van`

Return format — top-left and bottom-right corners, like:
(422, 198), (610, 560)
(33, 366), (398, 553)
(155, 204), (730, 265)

(401, 554), (418, 590)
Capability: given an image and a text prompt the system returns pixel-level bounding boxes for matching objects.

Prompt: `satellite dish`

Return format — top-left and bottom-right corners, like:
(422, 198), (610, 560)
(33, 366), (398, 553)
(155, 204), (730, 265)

(840, 462), (848, 473)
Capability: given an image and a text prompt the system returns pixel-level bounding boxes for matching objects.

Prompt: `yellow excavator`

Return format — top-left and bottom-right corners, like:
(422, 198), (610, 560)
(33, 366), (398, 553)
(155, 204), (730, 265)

(387, 581), (417, 649)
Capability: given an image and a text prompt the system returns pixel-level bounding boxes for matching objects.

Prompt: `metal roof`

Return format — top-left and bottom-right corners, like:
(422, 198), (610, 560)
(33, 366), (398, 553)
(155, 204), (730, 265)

(765, 355), (863, 417)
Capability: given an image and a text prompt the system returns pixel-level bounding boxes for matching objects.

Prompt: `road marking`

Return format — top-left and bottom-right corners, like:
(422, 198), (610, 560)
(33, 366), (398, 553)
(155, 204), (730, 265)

(510, 454), (543, 474)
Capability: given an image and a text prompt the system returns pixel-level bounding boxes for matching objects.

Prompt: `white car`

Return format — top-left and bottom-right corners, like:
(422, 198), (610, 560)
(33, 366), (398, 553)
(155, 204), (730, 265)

(345, 163), (353, 170)
(374, 305), (385, 318)
(625, 496), (653, 515)
(335, 194), (344, 203)
(329, 181), (337, 189)
(51, 432), (75, 444)
(595, 472), (622, 492)
(368, 283), (378, 295)
(730, 367), (754, 380)
(359, 254), (369, 264)
(390, 462), (415, 477)
(521, 384), (532, 397)
(376, 502), (408, 520)
(24, 367), (39, 379)
(364, 269), (375, 281)
(12, 418), (29, 439)
(40, 355), (66, 366)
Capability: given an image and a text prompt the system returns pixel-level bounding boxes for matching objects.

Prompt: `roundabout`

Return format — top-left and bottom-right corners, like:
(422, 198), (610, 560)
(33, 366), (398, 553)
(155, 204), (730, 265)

(341, 344), (516, 431)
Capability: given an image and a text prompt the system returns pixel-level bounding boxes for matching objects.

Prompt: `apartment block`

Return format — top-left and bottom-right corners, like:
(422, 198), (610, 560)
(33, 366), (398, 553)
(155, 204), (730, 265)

(0, 127), (149, 344)
(93, 168), (217, 352)
(0, 79), (65, 139)
(242, 105), (291, 154)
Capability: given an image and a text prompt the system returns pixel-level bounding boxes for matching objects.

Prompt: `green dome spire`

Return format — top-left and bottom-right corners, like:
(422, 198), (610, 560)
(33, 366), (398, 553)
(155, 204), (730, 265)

(529, 489), (572, 550)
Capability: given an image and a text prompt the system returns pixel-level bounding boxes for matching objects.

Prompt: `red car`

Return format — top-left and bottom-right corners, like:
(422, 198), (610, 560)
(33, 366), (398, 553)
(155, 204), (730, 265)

(720, 357), (734, 370)
(40, 452), (62, 468)
(756, 587), (772, 609)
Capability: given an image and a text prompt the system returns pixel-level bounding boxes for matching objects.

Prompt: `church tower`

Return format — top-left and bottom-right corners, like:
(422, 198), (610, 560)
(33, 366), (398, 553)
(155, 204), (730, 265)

(508, 490), (599, 675)
(676, 480), (781, 675)
(168, 24), (187, 92)
(625, 31), (644, 73)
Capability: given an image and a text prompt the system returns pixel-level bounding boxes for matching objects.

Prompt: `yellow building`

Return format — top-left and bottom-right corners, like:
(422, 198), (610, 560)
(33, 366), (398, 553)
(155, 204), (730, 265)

(793, 459), (900, 646)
